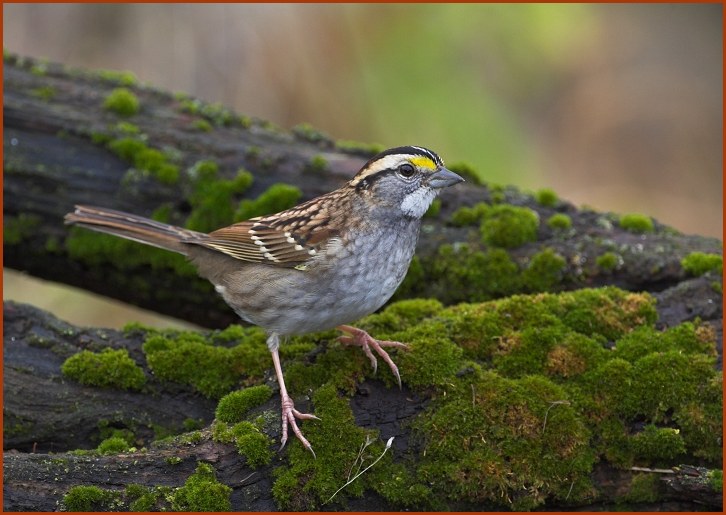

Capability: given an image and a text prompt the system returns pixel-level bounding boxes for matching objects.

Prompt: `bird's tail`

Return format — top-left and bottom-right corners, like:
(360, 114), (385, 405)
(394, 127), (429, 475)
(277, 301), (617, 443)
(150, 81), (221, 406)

(64, 205), (205, 255)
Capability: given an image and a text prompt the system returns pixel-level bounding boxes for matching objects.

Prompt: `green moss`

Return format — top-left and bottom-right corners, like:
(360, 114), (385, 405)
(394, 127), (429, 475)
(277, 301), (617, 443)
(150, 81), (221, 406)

(449, 202), (488, 226)
(629, 425), (686, 463)
(192, 119), (213, 132)
(213, 420), (273, 467)
(107, 137), (179, 185)
(596, 251), (620, 271)
(619, 213), (654, 233)
(480, 204), (539, 248)
(681, 252), (723, 276)
(292, 122), (331, 143)
(114, 121), (140, 135)
(448, 161), (482, 185)
(521, 248), (566, 292)
(535, 188), (558, 207)
(4, 213), (41, 245)
(103, 87), (140, 117)
(308, 154), (328, 172)
(30, 61), (48, 76)
(215, 385), (273, 423)
(397, 331), (463, 388)
(97, 69), (138, 86)
(30, 85), (56, 101)
(235, 183), (302, 221)
(63, 485), (116, 511)
(708, 469), (723, 493)
(61, 348), (146, 391)
(335, 140), (385, 156)
(423, 198), (441, 219)
(142, 327), (270, 398)
(412, 371), (595, 510)
(426, 245), (522, 303)
(170, 462), (232, 512)
(272, 383), (382, 510)
(97, 436), (132, 455)
(623, 473), (660, 503)
(546, 213), (571, 230)
(185, 164), (254, 232)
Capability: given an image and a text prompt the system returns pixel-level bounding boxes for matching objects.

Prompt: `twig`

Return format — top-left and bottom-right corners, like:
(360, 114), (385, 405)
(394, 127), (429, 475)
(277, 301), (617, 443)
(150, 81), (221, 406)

(630, 466), (675, 474)
(325, 436), (394, 505)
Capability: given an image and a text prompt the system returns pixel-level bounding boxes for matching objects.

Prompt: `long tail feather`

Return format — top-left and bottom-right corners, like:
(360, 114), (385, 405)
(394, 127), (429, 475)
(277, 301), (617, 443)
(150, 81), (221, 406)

(64, 205), (205, 255)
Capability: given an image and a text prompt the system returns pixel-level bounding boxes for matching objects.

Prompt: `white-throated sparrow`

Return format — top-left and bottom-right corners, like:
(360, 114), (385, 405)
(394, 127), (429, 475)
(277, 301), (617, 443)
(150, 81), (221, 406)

(65, 145), (463, 455)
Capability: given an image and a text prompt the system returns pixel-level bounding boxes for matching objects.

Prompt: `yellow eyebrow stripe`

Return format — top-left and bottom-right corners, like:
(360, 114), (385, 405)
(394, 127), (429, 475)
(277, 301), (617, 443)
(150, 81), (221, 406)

(409, 156), (437, 170)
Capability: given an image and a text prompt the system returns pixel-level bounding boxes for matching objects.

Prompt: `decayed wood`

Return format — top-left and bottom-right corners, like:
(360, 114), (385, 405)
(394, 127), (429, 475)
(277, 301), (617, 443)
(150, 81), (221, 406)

(3, 54), (722, 328)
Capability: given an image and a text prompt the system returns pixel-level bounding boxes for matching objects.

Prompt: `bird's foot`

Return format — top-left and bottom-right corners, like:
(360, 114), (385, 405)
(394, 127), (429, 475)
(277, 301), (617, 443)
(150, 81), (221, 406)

(280, 394), (320, 458)
(337, 325), (409, 388)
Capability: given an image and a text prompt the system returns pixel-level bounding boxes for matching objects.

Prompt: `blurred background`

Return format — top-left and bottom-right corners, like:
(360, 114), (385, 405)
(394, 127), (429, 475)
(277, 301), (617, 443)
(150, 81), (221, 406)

(3, 3), (723, 329)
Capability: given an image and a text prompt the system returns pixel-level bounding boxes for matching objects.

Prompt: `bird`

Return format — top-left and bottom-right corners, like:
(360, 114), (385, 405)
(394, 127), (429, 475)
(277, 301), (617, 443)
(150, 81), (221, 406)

(65, 145), (464, 455)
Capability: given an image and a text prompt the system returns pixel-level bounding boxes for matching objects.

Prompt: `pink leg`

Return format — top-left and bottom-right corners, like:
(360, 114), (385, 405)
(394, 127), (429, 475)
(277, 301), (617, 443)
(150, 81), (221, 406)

(271, 347), (319, 457)
(337, 325), (409, 388)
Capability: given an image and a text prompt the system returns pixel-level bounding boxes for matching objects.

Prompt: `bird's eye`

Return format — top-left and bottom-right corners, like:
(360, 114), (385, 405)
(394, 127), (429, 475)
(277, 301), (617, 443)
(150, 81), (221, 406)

(398, 163), (416, 178)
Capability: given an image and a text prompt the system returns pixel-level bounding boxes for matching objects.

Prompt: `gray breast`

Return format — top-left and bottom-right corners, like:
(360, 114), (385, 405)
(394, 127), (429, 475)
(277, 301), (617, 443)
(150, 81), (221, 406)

(215, 218), (421, 336)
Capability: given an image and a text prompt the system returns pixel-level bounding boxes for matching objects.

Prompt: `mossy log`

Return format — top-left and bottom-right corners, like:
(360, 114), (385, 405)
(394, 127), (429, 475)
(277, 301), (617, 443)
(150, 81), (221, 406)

(4, 275), (722, 511)
(4, 54), (722, 328)
(3, 54), (723, 511)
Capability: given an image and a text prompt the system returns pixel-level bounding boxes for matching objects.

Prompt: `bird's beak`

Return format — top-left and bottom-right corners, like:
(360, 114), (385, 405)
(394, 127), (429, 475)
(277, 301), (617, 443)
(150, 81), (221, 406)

(429, 167), (465, 189)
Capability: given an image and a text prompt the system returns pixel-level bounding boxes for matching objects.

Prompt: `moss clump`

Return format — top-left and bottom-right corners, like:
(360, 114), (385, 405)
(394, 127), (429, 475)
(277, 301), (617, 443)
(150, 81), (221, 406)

(114, 121), (140, 135)
(142, 326), (270, 399)
(413, 371), (595, 510)
(448, 161), (482, 185)
(480, 204), (539, 248)
(61, 348), (146, 391)
(185, 163), (254, 232)
(292, 122), (331, 144)
(623, 473), (660, 503)
(213, 420), (273, 468)
(596, 251), (620, 271)
(450, 202), (488, 227)
(179, 99), (234, 126)
(192, 119), (213, 132)
(4, 213), (41, 245)
(97, 69), (138, 86)
(97, 436), (132, 455)
(308, 154), (328, 173)
(535, 188), (558, 207)
(427, 245), (522, 302)
(103, 87), (140, 117)
(107, 137), (180, 185)
(170, 462), (232, 512)
(629, 425), (686, 463)
(521, 248), (566, 292)
(546, 213), (571, 230)
(235, 183), (302, 221)
(62, 485), (116, 511)
(681, 251), (722, 276)
(708, 469), (723, 493)
(215, 385), (273, 423)
(619, 213), (654, 233)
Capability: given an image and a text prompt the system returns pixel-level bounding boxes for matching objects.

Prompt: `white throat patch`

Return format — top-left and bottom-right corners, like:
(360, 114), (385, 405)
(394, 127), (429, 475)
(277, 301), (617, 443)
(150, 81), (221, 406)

(400, 187), (438, 218)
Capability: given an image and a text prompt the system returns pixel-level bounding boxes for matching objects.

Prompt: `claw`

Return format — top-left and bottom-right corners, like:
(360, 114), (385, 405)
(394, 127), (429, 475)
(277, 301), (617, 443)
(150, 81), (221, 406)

(337, 325), (410, 388)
